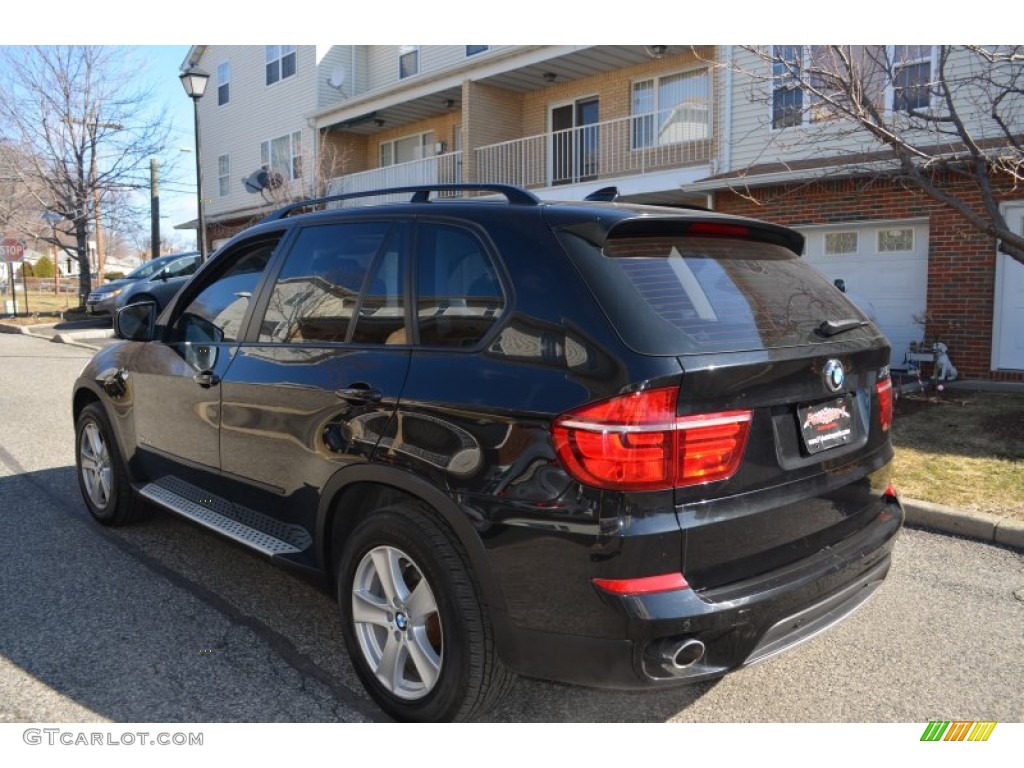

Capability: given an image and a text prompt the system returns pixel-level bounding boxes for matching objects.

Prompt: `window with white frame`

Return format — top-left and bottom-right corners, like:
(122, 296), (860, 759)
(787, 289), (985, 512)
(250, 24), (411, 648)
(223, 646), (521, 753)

(266, 45), (296, 86)
(218, 154), (230, 196)
(771, 45), (848, 128)
(466, 46), (488, 57)
(892, 45), (933, 112)
(261, 131), (302, 181)
(217, 61), (230, 106)
(399, 46), (419, 79)
(631, 68), (710, 148)
(380, 132), (435, 166)
(771, 45), (804, 129)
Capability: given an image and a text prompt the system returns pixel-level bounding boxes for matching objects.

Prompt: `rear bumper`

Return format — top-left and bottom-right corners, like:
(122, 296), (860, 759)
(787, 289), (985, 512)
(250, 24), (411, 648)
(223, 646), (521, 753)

(500, 494), (903, 689)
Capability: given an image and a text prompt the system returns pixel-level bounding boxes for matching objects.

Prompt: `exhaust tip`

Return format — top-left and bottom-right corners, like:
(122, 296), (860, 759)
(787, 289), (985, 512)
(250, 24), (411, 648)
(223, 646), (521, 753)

(663, 638), (706, 670)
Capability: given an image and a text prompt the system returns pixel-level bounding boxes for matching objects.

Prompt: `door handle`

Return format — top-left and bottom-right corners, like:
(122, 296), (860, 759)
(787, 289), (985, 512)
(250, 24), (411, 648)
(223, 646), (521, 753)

(194, 370), (220, 388)
(335, 386), (383, 404)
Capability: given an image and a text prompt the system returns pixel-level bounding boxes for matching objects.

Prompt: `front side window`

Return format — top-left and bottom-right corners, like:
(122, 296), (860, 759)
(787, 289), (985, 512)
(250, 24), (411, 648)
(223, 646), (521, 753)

(171, 236), (280, 349)
(259, 222), (403, 345)
(632, 68), (710, 148)
(892, 45), (932, 112)
(416, 223), (504, 348)
(217, 61), (230, 105)
(260, 131), (303, 181)
(266, 45), (297, 86)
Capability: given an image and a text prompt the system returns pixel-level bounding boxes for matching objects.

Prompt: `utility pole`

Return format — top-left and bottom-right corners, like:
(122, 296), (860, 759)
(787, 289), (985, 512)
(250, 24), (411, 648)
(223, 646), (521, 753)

(150, 158), (160, 260)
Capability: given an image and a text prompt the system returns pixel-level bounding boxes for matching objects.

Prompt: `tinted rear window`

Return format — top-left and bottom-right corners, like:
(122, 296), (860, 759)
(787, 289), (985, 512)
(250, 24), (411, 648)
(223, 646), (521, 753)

(557, 232), (872, 356)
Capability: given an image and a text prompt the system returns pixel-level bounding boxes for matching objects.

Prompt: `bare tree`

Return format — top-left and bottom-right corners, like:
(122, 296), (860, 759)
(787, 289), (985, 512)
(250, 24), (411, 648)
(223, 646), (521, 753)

(717, 45), (1024, 264)
(0, 46), (168, 304)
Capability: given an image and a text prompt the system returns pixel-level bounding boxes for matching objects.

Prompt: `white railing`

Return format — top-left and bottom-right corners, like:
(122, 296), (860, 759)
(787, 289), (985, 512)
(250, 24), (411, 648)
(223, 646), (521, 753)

(327, 152), (463, 206)
(475, 105), (711, 189)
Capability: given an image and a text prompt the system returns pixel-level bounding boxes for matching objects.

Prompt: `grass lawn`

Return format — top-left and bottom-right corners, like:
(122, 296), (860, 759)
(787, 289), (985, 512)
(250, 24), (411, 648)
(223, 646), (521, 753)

(891, 388), (1024, 523)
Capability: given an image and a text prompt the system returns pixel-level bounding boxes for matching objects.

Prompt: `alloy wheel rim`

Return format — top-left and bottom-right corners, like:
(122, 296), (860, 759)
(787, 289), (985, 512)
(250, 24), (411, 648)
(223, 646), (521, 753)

(351, 545), (443, 700)
(79, 422), (112, 509)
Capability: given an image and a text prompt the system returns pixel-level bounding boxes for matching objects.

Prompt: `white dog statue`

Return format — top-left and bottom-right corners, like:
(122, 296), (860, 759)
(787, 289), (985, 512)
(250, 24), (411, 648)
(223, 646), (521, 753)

(933, 342), (958, 381)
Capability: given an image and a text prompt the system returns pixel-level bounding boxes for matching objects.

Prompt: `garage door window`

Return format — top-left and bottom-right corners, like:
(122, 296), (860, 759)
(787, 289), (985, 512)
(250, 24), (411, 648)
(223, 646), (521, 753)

(825, 232), (858, 255)
(878, 228), (914, 252)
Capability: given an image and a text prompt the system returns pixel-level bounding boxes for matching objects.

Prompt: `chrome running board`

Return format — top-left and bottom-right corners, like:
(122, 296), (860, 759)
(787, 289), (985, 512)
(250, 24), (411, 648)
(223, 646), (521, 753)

(139, 477), (311, 556)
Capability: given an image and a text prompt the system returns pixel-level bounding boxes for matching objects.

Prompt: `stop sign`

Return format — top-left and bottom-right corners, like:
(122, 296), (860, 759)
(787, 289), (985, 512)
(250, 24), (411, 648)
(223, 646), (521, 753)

(0, 238), (25, 263)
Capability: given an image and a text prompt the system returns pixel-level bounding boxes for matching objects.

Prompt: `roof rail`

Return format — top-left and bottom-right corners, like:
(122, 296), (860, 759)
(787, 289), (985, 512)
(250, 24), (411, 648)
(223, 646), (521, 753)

(261, 183), (541, 222)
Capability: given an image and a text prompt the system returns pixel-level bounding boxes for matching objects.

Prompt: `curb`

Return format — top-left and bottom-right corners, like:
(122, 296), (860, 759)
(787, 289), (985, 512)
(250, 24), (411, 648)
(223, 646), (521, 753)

(0, 321), (110, 351)
(902, 498), (1024, 552)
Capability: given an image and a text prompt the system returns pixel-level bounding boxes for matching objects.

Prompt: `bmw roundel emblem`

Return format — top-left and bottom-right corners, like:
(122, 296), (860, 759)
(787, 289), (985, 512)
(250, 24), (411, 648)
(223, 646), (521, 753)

(823, 359), (845, 392)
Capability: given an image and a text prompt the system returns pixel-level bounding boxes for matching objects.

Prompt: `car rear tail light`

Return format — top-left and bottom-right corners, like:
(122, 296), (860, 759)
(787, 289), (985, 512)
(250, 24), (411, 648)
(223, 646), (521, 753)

(592, 572), (689, 595)
(551, 388), (752, 491)
(876, 377), (893, 432)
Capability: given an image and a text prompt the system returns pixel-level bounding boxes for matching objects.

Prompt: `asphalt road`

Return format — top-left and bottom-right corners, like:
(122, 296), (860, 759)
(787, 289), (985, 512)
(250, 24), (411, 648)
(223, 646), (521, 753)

(0, 331), (1022, 724)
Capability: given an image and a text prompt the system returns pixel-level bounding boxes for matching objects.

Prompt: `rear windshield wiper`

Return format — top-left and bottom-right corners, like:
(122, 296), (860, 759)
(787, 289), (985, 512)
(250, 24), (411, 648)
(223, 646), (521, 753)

(815, 318), (869, 337)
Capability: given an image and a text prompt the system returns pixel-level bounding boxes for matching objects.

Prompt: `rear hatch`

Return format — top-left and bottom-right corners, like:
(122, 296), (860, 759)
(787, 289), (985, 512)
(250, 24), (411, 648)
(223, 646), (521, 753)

(554, 214), (895, 591)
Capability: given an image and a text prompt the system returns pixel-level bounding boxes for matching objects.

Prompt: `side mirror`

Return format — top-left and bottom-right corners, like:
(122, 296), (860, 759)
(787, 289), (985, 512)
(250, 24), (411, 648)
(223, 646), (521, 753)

(114, 301), (156, 341)
(158, 268), (170, 281)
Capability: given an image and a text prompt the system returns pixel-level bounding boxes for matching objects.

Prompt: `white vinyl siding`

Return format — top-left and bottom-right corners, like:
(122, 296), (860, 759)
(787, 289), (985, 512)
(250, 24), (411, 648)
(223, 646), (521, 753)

(194, 45), (318, 219)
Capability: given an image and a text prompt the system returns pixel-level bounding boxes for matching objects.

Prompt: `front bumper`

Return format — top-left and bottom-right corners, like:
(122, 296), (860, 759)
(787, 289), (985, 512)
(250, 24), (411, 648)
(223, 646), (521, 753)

(85, 294), (119, 315)
(500, 495), (903, 689)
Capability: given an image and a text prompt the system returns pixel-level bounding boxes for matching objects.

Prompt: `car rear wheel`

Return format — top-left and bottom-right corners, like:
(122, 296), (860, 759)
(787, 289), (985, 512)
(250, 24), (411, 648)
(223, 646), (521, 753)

(75, 402), (146, 526)
(337, 502), (514, 721)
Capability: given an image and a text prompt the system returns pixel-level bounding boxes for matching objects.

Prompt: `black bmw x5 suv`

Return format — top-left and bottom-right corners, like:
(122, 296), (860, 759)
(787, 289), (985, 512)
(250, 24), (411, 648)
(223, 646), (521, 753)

(73, 184), (902, 721)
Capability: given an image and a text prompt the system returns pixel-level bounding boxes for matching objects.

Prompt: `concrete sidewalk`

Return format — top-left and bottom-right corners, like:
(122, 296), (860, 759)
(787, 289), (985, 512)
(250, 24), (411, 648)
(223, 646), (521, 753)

(3, 318), (1022, 553)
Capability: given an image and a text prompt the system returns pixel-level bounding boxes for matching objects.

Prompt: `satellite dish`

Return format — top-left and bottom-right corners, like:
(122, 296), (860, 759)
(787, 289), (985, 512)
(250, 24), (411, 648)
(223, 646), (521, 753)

(242, 166), (285, 195)
(328, 65), (347, 94)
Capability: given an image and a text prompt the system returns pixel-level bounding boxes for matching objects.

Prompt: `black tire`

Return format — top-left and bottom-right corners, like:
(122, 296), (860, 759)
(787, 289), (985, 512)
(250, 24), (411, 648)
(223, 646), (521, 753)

(75, 402), (147, 526)
(337, 503), (514, 722)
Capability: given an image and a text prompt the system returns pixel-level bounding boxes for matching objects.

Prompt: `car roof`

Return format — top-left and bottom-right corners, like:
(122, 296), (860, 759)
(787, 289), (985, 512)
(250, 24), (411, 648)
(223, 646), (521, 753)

(222, 185), (804, 256)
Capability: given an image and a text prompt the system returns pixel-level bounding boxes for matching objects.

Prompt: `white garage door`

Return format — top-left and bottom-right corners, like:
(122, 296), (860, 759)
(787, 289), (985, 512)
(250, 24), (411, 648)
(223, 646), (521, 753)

(799, 220), (929, 368)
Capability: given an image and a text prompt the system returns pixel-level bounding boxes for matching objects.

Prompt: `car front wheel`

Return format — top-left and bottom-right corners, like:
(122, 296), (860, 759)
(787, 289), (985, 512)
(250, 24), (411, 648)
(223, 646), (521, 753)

(75, 402), (146, 526)
(337, 503), (513, 721)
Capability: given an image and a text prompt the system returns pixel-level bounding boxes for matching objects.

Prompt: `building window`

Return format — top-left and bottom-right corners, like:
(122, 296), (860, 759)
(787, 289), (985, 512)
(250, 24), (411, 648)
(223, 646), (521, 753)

(399, 46), (419, 79)
(632, 68), (710, 148)
(878, 228), (914, 252)
(892, 45), (932, 112)
(379, 131), (435, 166)
(825, 232), (858, 255)
(217, 61), (230, 106)
(261, 131), (303, 181)
(266, 45), (296, 86)
(465, 46), (488, 57)
(771, 45), (805, 129)
(218, 154), (230, 196)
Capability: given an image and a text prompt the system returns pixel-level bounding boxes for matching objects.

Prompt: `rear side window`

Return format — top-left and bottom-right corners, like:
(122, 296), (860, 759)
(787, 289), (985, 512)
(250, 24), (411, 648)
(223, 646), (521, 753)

(558, 233), (869, 355)
(416, 223), (504, 348)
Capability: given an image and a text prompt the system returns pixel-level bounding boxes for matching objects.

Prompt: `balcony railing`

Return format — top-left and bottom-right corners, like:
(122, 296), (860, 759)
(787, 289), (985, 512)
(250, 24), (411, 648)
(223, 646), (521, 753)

(326, 152), (462, 206)
(475, 105), (711, 189)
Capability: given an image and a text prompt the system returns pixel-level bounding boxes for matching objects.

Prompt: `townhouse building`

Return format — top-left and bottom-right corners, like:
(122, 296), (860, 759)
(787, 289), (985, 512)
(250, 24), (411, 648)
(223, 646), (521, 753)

(182, 44), (1024, 381)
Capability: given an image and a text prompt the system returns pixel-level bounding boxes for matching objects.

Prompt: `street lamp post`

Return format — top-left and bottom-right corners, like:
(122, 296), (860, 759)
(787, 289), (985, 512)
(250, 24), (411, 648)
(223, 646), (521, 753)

(179, 67), (210, 262)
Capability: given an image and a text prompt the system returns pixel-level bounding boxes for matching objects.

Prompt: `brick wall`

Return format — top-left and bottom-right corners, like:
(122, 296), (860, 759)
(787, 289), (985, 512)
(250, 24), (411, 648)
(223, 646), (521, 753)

(715, 175), (1024, 381)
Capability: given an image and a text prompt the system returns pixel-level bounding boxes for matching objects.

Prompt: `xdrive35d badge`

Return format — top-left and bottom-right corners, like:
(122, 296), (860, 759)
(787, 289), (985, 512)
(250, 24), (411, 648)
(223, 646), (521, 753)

(72, 183), (902, 721)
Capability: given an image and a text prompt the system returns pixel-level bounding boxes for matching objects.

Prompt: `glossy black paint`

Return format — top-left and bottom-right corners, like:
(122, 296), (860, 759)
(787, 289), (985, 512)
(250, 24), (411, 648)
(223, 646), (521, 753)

(73, 193), (904, 692)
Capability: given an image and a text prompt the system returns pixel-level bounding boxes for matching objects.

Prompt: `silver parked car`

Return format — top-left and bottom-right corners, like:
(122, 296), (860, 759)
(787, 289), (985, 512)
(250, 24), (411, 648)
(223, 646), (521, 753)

(86, 252), (200, 316)
(113, 252), (201, 315)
